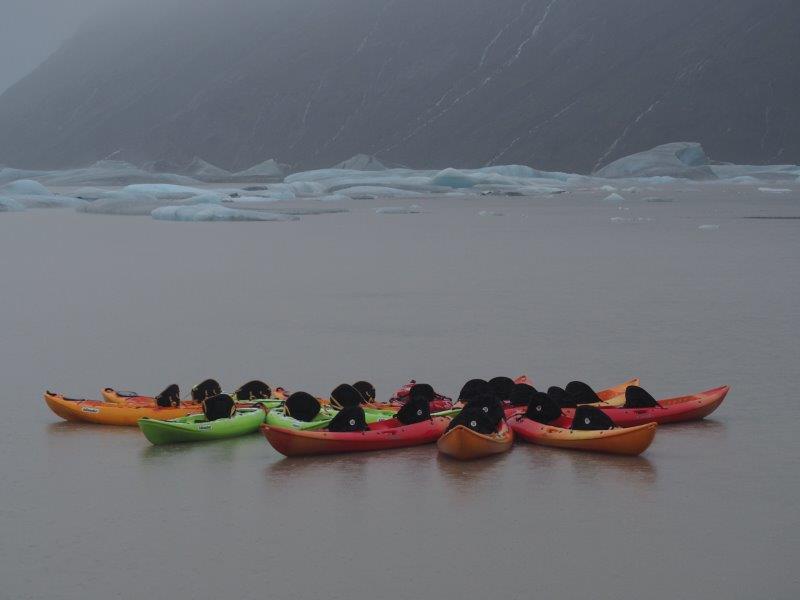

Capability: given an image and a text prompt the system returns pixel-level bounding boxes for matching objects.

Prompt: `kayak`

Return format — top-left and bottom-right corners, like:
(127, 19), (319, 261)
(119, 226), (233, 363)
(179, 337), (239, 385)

(378, 380), (455, 413)
(138, 407), (267, 445)
(509, 415), (657, 455)
(437, 420), (514, 460)
(265, 405), (395, 430)
(44, 391), (197, 426)
(563, 385), (729, 427)
(593, 377), (641, 405)
(102, 386), (286, 406)
(261, 416), (451, 456)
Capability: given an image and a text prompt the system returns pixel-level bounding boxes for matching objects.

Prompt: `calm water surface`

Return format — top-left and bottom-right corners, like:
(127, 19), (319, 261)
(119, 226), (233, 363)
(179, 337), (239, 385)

(1, 187), (798, 599)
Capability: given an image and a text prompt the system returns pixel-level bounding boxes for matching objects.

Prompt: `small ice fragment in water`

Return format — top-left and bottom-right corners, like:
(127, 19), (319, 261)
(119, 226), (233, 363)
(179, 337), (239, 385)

(698, 224), (720, 230)
(374, 205), (422, 214)
(644, 197), (674, 203)
(604, 193), (625, 202)
(610, 216), (653, 223)
(600, 185), (617, 192)
(758, 187), (792, 194)
(478, 210), (503, 216)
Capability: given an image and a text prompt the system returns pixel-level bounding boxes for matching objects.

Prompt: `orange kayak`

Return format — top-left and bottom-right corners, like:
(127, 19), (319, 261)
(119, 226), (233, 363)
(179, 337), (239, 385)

(437, 420), (514, 460)
(509, 416), (657, 455)
(593, 378), (641, 405)
(44, 392), (199, 426)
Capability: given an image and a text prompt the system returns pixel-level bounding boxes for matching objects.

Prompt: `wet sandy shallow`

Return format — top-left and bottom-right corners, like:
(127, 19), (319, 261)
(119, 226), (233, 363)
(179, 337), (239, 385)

(1, 185), (798, 599)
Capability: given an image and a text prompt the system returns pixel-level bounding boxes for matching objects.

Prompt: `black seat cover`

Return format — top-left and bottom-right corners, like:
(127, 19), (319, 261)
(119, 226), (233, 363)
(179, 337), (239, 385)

(457, 379), (490, 403)
(446, 404), (499, 435)
(202, 394), (235, 421)
(571, 406), (616, 430)
(508, 383), (537, 407)
(330, 383), (366, 409)
(155, 384), (180, 407)
(284, 391), (321, 422)
(233, 380), (271, 400)
(192, 379), (222, 402)
(353, 381), (376, 403)
(524, 392), (562, 424)
(396, 385), (433, 425)
(488, 376), (516, 402)
(547, 386), (573, 407)
(327, 406), (369, 432)
(624, 386), (660, 408)
(565, 381), (602, 405)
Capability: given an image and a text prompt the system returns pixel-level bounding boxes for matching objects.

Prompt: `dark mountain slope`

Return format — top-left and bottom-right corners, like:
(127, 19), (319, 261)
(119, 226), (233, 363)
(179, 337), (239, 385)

(0, 0), (797, 172)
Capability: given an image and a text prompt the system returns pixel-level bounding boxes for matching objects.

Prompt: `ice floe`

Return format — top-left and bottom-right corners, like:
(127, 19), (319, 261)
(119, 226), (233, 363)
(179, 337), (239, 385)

(698, 224), (720, 230)
(374, 205), (422, 214)
(758, 187), (792, 194)
(0, 179), (51, 195)
(0, 196), (26, 212)
(595, 142), (716, 180)
(603, 193), (625, 203)
(151, 205), (297, 222)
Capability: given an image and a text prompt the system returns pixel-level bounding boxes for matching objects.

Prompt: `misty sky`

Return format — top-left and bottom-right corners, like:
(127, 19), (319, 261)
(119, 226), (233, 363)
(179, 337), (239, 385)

(0, 0), (114, 93)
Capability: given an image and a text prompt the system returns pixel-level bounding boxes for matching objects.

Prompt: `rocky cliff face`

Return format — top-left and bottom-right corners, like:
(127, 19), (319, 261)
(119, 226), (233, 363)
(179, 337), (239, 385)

(0, 0), (797, 172)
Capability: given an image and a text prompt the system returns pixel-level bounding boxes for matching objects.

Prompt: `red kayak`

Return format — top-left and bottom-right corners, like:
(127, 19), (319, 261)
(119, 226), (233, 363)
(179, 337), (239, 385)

(505, 385), (729, 427)
(380, 380), (454, 413)
(261, 416), (451, 456)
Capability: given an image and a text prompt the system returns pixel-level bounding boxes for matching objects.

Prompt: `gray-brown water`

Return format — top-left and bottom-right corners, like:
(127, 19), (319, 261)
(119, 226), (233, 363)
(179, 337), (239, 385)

(1, 187), (798, 599)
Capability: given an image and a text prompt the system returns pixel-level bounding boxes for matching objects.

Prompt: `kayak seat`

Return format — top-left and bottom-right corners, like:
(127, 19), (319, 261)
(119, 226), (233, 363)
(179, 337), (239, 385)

(525, 392), (563, 424)
(192, 379), (222, 402)
(623, 386), (660, 408)
(234, 380), (272, 400)
(508, 383), (537, 407)
(202, 394), (235, 421)
(396, 385), (433, 425)
(330, 384), (365, 409)
(353, 381), (376, 403)
(446, 404), (500, 435)
(155, 384), (181, 407)
(571, 406), (616, 431)
(547, 386), (574, 407)
(327, 406), (369, 432)
(284, 391), (321, 422)
(489, 376), (516, 402)
(458, 379), (490, 403)
(565, 381), (603, 405)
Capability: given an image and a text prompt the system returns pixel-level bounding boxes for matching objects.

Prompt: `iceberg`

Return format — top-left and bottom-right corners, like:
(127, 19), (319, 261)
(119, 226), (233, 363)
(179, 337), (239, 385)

(333, 154), (388, 171)
(594, 142), (717, 180)
(13, 194), (88, 208)
(1, 179), (51, 195)
(698, 224), (720, 230)
(603, 193), (625, 203)
(122, 184), (209, 199)
(151, 204), (297, 222)
(78, 191), (221, 215)
(478, 210), (503, 216)
(232, 159), (284, 179)
(758, 187), (792, 194)
(339, 186), (424, 199)
(0, 196), (26, 212)
(38, 161), (199, 186)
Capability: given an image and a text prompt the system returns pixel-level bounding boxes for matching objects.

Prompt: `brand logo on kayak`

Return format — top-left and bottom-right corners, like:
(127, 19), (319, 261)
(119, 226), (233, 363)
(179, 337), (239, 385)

(198, 424), (212, 430)
(81, 406), (100, 413)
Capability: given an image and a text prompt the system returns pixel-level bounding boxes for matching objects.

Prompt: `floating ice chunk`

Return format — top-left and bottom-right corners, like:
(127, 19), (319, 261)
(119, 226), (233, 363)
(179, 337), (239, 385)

(610, 216), (653, 223)
(340, 186), (424, 199)
(1, 179), (51, 195)
(333, 154), (388, 171)
(600, 185), (617, 192)
(317, 194), (350, 202)
(603, 193), (625, 203)
(758, 187), (792, 194)
(184, 157), (231, 180)
(0, 168), (48, 185)
(698, 224), (720, 230)
(39, 161), (198, 186)
(622, 187), (639, 193)
(595, 142), (716, 180)
(151, 204), (296, 222)
(374, 205), (422, 214)
(233, 159), (284, 179)
(0, 196), (26, 212)
(478, 210), (503, 216)
(122, 184), (208, 199)
(13, 194), (87, 208)
(73, 187), (113, 200)
(79, 191), (220, 215)
(643, 197), (674, 203)
(711, 164), (800, 181)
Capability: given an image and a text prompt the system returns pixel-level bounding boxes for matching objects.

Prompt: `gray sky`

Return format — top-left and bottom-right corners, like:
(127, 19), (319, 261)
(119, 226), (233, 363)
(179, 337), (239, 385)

(0, 0), (115, 93)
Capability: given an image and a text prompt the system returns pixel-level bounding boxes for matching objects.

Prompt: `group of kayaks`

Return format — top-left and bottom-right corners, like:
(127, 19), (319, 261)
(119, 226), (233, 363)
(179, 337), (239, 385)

(44, 374), (728, 460)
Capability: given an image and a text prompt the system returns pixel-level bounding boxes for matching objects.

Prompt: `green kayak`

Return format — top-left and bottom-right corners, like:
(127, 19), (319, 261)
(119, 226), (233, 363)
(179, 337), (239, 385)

(265, 405), (395, 431)
(138, 407), (268, 445)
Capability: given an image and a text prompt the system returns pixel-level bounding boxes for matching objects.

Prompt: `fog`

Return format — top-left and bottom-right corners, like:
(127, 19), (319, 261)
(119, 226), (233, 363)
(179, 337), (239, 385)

(0, 0), (118, 92)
